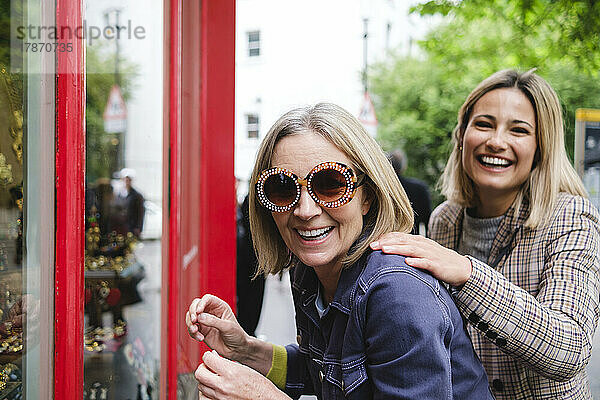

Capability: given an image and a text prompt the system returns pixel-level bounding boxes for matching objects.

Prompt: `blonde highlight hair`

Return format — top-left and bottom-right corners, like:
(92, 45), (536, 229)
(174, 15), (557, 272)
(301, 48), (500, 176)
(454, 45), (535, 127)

(440, 69), (587, 228)
(249, 103), (414, 276)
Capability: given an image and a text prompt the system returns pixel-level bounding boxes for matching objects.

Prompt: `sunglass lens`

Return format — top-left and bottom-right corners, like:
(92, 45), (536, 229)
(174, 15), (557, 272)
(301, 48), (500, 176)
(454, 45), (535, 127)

(312, 168), (347, 203)
(264, 173), (297, 207)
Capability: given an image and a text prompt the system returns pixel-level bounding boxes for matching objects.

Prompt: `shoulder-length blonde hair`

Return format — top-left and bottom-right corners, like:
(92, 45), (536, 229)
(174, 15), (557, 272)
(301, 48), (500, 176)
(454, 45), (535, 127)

(249, 103), (413, 276)
(440, 69), (587, 228)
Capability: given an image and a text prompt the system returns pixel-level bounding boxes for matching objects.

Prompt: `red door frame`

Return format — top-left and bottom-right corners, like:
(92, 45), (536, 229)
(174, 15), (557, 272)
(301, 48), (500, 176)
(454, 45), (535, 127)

(55, 0), (85, 398)
(165, 0), (182, 395)
(164, 0), (236, 397)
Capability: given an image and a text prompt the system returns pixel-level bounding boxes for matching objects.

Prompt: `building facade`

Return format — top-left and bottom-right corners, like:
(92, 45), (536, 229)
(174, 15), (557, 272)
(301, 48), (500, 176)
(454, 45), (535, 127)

(234, 0), (430, 195)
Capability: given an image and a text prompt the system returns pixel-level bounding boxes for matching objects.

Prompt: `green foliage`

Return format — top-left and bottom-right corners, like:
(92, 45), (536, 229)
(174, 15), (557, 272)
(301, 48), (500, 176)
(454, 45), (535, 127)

(0, 0), (24, 71)
(86, 45), (138, 183)
(411, 0), (600, 72)
(371, 0), (600, 206)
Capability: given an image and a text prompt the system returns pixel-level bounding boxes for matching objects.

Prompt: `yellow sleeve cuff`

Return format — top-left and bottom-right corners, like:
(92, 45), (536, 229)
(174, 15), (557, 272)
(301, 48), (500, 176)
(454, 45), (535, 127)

(266, 344), (287, 390)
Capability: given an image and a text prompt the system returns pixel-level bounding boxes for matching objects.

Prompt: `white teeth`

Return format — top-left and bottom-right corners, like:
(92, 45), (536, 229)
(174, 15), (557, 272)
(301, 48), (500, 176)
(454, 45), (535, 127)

(297, 227), (332, 239)
(480, 156), (511, 167)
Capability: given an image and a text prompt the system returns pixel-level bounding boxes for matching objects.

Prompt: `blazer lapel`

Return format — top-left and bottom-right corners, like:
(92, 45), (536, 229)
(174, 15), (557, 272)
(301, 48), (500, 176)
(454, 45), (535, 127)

(487, 197), (530, 269)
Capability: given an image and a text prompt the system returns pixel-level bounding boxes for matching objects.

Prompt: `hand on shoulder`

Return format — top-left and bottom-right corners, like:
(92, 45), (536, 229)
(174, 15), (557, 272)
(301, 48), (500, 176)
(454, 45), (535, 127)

(371, 232), (472, 287)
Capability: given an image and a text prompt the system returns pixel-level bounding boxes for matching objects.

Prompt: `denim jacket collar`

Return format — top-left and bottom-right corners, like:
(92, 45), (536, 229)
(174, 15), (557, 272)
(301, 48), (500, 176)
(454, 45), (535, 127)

(330, 252), (368, 315)
(291, 251), (369, 317)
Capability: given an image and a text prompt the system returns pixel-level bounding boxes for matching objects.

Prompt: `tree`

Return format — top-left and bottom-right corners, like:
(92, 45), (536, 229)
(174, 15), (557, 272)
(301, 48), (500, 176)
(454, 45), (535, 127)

(413, 0), (600, 73)
(370, 0), (600, 205)
(86, 44), (138, 183)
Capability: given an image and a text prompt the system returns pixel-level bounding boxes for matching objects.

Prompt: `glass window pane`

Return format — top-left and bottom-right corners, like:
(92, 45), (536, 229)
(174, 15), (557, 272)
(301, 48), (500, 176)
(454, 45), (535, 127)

(246, 114), (259, 138)
(0, 0), (55, 398)
(248, 31), (260, 57)
(83, 1), (163, 398)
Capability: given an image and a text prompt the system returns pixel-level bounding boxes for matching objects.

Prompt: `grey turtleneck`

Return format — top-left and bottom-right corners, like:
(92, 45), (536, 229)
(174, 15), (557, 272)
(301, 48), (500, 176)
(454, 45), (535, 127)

(457, 209), (504, 264)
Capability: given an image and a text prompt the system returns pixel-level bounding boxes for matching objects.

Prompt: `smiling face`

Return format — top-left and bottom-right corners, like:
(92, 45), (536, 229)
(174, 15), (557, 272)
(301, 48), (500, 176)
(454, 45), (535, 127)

(270, 131), (371, 275)
(462, 88), (537, 216)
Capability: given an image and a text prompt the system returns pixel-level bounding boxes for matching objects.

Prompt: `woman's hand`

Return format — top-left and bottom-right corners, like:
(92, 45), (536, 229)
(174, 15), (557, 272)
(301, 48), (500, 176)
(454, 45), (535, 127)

(186, 294), (249, 362)
(196, 351), (291, 400)
(371, 232), (472, 287)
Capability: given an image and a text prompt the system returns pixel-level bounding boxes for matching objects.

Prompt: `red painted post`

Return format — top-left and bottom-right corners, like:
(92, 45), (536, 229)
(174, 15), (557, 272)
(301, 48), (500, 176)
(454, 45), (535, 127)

(166, 0), (182, 397)
(55, 0), (85, 398)
(200, 0), (237, 309)
(164, 0), (235, 397)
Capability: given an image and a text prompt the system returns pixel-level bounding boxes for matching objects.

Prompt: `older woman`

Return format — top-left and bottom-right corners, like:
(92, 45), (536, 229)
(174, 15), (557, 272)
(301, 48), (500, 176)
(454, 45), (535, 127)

(372, 69), (600, 399)
(186, 103), (493, 399)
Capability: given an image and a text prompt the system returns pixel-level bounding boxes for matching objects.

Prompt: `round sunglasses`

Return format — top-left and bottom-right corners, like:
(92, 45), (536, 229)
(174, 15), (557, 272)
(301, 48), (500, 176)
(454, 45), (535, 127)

(255, 161), (364, 212)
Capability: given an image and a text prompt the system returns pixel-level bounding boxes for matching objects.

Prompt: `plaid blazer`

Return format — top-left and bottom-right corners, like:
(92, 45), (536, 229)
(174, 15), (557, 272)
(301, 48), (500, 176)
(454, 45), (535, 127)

(429, 192), (600, 399)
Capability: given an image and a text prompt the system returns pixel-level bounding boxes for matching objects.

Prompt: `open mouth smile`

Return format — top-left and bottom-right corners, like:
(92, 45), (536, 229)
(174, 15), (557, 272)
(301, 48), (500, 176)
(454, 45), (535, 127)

(477, 155), (513, 169)
(296, 227), (334, 241)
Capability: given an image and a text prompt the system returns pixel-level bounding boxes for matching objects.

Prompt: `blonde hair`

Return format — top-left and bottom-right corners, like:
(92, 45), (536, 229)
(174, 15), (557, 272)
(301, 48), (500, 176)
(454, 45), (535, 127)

(249, 103), (413, 276)
(440, 69), (587, 228)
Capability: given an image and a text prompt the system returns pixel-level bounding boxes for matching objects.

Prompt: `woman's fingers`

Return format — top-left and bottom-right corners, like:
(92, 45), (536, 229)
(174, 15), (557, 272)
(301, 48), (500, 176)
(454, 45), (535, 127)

(404, 257), (434, 271)
(202, 350), (231, 375)
(369, 231), (473, 286)
(188, 297), (203, 323)
(197, 312), (232, 333)
(193, 351), (291, 400)
(371, 232), (428, 249)
(373, 233), (442, 255)
(195, 362), (220, 389)
(381, 244), (418, 257)
(197, 295), (235, 322)
(189, 294), (227, 322)
(198, 382), (217, 399)
(198, 392), (212, 400)
(187, 294), (235, 342)
(186, 311), (205, 342)
(186, 311), (195, 332)
(194, 353), (233, 400)
(370, 231), (405, 249)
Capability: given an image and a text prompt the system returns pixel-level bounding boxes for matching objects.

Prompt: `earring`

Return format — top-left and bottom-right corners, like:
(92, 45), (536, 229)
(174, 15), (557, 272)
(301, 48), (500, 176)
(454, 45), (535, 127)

(459, 145), (463, 151)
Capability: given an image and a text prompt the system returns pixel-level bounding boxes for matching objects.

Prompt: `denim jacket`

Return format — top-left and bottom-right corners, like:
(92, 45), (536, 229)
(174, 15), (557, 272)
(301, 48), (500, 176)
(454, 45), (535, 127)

(283, 250), (493, 399)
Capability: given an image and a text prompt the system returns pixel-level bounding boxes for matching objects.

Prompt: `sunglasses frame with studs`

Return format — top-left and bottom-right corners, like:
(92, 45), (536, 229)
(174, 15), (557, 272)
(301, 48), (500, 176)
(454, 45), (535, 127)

(255, 161), (365, 213)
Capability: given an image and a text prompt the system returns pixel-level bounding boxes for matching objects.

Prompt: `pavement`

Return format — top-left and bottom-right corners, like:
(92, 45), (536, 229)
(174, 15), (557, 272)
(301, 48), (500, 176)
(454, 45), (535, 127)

(255, 272), (600, 398)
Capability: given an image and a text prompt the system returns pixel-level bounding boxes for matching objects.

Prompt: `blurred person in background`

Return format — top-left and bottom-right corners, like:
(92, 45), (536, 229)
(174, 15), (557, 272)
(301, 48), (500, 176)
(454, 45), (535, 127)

(372, 69), (600, 399)
(116, 168), (145, 238)
(236, 192), (265, 337)
(388, 148), (432, 235)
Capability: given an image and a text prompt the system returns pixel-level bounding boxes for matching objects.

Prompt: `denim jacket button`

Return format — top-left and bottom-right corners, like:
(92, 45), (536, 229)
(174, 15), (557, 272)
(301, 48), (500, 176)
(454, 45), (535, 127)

(296, 334), (302, 345)
(319, 370), (324, 382)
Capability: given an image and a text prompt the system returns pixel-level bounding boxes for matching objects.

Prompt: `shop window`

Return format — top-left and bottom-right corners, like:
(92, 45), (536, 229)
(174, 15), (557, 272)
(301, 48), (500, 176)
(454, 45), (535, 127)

(247, 31), (260, 57)
(83, 2), (163, 398)
(246, 114), (259, 138)
(0, 0), (56, 397)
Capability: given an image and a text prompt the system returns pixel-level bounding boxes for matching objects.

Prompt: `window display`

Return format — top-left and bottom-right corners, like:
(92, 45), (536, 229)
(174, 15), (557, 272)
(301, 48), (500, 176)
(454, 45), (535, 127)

(0, 18), (26, 399)
(83, 1), (163, 398)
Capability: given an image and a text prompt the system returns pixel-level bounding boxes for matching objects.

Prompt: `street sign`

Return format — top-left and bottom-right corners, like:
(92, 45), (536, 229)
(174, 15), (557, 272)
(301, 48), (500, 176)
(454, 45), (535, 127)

(358, 91), (377, 137)
(575, 108), (600, 208)
(103, 84), (127, 133)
